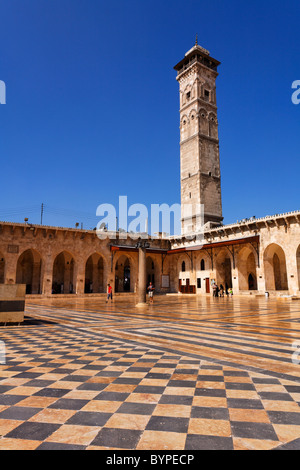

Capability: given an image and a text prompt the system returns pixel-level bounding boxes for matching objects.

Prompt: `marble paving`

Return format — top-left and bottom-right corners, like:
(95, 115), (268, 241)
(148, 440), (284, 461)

(0, 294), (300, 450)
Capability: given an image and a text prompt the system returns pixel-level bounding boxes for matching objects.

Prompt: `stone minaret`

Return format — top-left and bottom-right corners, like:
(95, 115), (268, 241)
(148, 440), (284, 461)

(174, 40), (223, 234)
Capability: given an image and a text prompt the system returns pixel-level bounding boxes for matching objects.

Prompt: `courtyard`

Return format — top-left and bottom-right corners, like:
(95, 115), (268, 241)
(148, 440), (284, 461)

(0, 294), (300, 450)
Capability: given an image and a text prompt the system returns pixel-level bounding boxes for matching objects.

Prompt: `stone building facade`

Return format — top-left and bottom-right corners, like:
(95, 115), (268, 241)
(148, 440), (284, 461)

(0, 42), (299, 299)
(170, 211), (300, 297)
(0, 209), (299, 298)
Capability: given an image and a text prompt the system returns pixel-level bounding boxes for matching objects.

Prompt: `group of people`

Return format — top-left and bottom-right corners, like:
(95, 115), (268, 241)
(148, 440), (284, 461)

(106, 280), (234, 303)
(212, 283), (233, 298)
(105, 282), (155, 304)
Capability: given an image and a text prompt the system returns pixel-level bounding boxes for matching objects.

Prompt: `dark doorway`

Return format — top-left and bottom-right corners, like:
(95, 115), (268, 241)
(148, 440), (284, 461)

(124, 265), (130, 292)
(248, 273), (257, 290)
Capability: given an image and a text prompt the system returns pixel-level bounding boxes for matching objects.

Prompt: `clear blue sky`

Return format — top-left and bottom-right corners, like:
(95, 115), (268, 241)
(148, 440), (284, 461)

(0, 0), (299, 231)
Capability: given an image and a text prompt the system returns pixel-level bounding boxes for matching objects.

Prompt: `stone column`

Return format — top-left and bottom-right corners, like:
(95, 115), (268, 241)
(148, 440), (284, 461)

(74, 260), (85, 295)
(257, 268), (266, 293)
(41, 255), (53, 296)
(286, 255), (299, 295)
(32, 262), (41, 294)
(232, 268), (239, 294)
(64, 264), (71, 294)
(4, 254), (18, 285)
(137, 247), (147, 306)
(104, 259), (113, 293)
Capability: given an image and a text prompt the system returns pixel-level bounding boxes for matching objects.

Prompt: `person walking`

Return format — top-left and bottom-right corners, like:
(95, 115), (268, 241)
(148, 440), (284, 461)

(106, 283), (113, 303)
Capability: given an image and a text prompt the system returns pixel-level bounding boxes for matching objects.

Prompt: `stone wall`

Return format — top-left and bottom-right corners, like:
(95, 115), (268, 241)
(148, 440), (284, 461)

(0, 210), (299, 298)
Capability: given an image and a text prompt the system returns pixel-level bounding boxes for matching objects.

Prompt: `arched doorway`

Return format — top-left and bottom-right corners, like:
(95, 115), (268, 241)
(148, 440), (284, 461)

(16, 249), (42, 294)
(297, 246), (300, 291)
(215, 249), (232, 292)
(146, 256), (155, 287)
(264, 244), (288, 291)
(115, 255), (131, 293)
(238, 247), (258, 291)
(52, 251), (76, 294)
(85, 253), (104, 293)
(248, 273), (257, 290)
(0, 252), (5, 284)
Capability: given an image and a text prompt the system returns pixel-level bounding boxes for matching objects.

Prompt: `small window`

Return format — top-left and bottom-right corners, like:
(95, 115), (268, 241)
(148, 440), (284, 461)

(204, 89), (210, 97)
(182, 261), (186, 272)
(197, 278), (201, 289)
(201, 259), (205, 271)
(189, 192), (191, 199)
(186, 92), (191, 100)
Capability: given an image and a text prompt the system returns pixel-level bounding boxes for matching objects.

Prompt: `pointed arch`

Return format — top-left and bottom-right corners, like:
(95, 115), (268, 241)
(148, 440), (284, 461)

(208, 112), (218, 139)
(237, 246), (258, 291)
(215, 248), (233, 291)
(264, 243), (288, 291)
(114, 254), (132, 293)
(52, 250), (76, 294)
(16, 249), (43, 294)
(199, 108), (208, 135)
(85, 253), (105, 293)
(146, 256), (156, 287)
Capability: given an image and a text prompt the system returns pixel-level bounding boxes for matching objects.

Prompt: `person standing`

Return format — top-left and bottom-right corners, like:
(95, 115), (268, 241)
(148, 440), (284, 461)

(212, 283), (217, 297)
(147, 282), (155, 304)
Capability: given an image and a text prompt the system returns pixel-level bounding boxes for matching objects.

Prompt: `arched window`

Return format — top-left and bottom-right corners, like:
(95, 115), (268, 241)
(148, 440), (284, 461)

(200, 259), (205, 271)
(182, 261), (186, 272)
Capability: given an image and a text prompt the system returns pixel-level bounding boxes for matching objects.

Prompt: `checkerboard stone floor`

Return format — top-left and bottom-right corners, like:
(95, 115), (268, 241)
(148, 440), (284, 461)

(0, 295), (300, 450)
